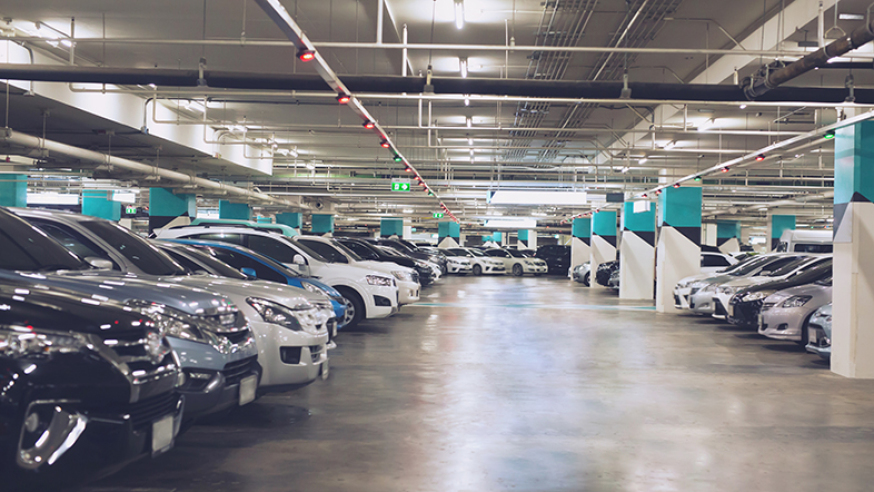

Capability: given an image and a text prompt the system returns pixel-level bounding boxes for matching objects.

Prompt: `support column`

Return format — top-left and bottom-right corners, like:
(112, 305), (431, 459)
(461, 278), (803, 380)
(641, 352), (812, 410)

(767, 214), (796, 250)
(311, 214), (334, 235)
(620, 201), (655, 300)
(148, 188), (195, 233)
(0, 174), (27, 207)
(590, 210), (617, 288)
(655, 187), (702, 313)
(82, 190), (121, 221)
(517, 230), (537, 250)
(832, 120), (874, 378)
(438, 221), (460, 248)
(702, 223), (717, 246)
(716, 221), (742, 254)
(218, 200), (251, 220)
(570, 218), (591, 276)
(276, 212), (302, 234)
(380, 217), (404, 238)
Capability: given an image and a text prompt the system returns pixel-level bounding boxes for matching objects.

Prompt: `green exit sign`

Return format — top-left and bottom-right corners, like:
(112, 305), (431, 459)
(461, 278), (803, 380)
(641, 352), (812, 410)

(433, 212), (444, 218)
(125, 206), (137, 214)
(391, 181), (411, 192)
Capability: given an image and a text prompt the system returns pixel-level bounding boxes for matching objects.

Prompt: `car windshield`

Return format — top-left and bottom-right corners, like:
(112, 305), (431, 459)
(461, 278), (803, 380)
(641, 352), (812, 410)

(339, 240), (379, 260)
(519, 251), (536, 258)
(729, 256), (775, 276)
(193, 244), (300, 278)
(0, 211), (87, 271)
(762, 257), (813, 277)
(80, 221), (187, 276)
(376, 245), (403, 257)
(287, 238), (330, 262)
(331, 240), (364, 261)
(448, 248), (471, 257)
(383, 240), (413, 253)
(468, 249), (485, 257)
(163, 244), (248, 279)
(507, 249), (526, 258)
(419, 247), (441, 255)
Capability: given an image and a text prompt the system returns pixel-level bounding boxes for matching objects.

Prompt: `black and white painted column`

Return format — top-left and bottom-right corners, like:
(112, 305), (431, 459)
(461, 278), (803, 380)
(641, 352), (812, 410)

(832, 119), (874, 378)
(438, 221), (461, 248)
(517, 229), (537, 250)
(716, 221), (742, 254)
(655, 187), (702, 313)
(620, 201), (656, 300)
(148, 188), (195, 233)
(590, 210), (617, 288)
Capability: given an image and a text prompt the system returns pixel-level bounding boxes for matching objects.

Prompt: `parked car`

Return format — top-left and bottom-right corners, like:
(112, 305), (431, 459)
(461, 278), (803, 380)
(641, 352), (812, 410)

(295, 235), (420, 305)
(17, 209), (333, 392)
(157, 240), (347, 331)
(758, 273), (832, 344)
(336, 237), (436, 286)
(171, 218), (299, 237)
(774, 229), (832, 253)
(0, 281), (183, 489)
(156, 225), (399, 328)
(484, 248), (548, 276)
(535, 244), (571, 275)
(728, 258), (832, 329)
(572, 262), (591, 286)
(806, 303), (833, 359)
(373, 240), (448, 274)
(454, 247), (506, 275)
(0, 206), (260, 422)
(374, 244), (442, 282)
(595, 260), (619, 287)
(713, 255), (830, 320)
(607, 268), (620, 290)
(438, 248), (474, 274)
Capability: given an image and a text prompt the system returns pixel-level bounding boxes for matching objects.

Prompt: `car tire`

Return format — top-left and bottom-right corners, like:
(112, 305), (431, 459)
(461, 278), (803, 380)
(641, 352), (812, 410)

(513, 264), (523, 276)
(472, 265), (482, 276)
(583, 272), (590, 286)
(336, 288), (365, 329)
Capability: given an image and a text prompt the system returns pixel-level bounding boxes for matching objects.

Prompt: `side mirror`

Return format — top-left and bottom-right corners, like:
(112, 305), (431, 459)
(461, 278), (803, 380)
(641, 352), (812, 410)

(293, 254), (306, 265)
(85, 257), (113, 270)
(241, 267), (257, 278)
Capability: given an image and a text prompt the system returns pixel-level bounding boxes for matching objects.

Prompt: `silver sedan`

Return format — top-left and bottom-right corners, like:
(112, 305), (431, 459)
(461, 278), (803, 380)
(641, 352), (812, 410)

(758, 279), (832, 344)
(806, 303), (833, 359)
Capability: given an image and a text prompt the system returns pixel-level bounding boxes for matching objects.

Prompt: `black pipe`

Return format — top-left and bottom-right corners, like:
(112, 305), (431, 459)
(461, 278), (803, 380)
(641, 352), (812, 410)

(1, 65), (872, 103)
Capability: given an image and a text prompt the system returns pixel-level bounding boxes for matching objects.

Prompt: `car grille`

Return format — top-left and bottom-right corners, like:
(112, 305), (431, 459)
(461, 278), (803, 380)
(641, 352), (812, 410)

(673, 295), (681, 306)
(730, 299), (763, 325)
(97, 392), (179, 432)
(99, 330), (175, 384)
(714, 299), (727, 316)
(808, 324), (830, 347)
(411, 271), (420, 284)
(222, 356), (258, 385)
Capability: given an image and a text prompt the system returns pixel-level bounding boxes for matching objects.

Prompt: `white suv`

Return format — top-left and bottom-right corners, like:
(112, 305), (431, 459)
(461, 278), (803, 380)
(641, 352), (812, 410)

(295, 235), (420, 305)
(157, 226), (399, 327)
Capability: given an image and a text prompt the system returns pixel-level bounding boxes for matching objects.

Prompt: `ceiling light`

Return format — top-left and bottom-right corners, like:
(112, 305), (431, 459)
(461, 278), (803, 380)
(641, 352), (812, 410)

(693, 176), (702, 181)
(466, 117), (472, 128)
(336, 93), (351, 104)
(663, 141), (676, 150)
(464, 95), (470, 106)
(393, 155), (403, 162)
(459, 57), (468, 78)
(488, 190), (588, 206)
(60, 39), (72, 48)
(297, 49), (316, 62)
(484, 218), (537, 229)
(363, 120), (375, 129)
(638, 157), (648, 165)
(305, 163), (316, 170)
(641, 193), (648, 198)
(839, 13), (865, 20)
(468, 138), (473, 145)
(824, 129), (836, 140)
(739, 104), (747, 109)
(721, 166), (730, 172)
(698, 118), (716, 131)
(755, 154), (766, 161)
(455, 0), (465, 29)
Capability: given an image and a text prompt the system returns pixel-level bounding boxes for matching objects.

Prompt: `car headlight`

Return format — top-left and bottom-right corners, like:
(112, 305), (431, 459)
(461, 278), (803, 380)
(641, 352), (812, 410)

(302, 281), (331, 297)
(366, 275), (394, 287)
(741, 290), (773, 302)
(130, 302), (215, 344)
(781, 295), (812, 308)
(247, 297), (311, 331)
(720, 286), (737, 295)
(392, 270), (413, 282)
(703, 284), (717, 293)
(677, 281), (689, 289)
(0, 326), (88, 357)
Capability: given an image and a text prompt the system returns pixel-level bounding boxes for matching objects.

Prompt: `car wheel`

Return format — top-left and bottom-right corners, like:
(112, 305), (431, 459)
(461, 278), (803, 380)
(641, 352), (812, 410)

(513, 264), (523, 276)
(797, 311), (815, 346)
(440, 264), (448, 275)
(336, 288), (365, 329)
(583, 272), (590, 286)
(472, 264), (482, 276)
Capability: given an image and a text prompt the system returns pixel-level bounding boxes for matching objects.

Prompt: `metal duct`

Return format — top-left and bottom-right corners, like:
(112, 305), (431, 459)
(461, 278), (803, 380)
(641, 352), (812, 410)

(0, 128), (297, 208)
(742, 15), (874, 99)
(2, 66), (874, 103)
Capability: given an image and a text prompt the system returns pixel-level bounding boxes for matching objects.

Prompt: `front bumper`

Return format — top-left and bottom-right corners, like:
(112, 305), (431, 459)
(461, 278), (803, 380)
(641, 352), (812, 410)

(727, 298), (762, 327)
(674, 286), (693, 309)
(480, 263), (506, 275)
(364, 284), (399, 319)
(397, 279), (420, 305)
(806, 324), (831, 359)
(447, 263), (473, 274)
(712, 293), (732, 320)
(758, 304), (811, 341)
(251, 321), (330, 389)
(689, 291), (717, 315)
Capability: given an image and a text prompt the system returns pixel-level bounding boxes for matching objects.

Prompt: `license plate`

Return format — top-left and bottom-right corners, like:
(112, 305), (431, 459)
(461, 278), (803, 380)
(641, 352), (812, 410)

(239, 375), (257, 406)
(328, 320), (337, 338)
(151, 415), (174, 456)
(320, 359), (330, 380)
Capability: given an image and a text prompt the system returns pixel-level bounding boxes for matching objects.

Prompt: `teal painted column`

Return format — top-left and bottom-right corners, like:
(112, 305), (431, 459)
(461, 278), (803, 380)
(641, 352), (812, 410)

(276, 212), (302, 229)
(0, 174), (27, 207)
(491, 231), (502, 243)
(769, 214), (796, 250)
(380, 217), (404, 237)
(572, 218), (591, 244)
(219, 200), (251, 220)
(716, 220), (742, 251)
(148, 188), (195, 232)
(831, 119), (874, 378)
(656, 186), (702, 313)
(620, 201), (656, 299)
(82, 190), (121, 221)
(438, 221), (460, 240)
(311, 214), (334, 234)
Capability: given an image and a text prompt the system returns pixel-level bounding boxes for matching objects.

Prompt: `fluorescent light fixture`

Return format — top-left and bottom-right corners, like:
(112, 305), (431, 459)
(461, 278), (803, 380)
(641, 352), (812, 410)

(739, 104), (747, 109)
(698, 118), (716, 131)
(638, 157), (648, 165)
(468, 138), (474, 145)
(464, 95), (470, 106)
(111, 191), (136, 204)
(305, 163), (316, 170)
(459, 57), (468, 78)
(633, 201), (651, 213)
(488, 190), (587, 206)
(455, 0), (465, 29)
(484, 217), (537, 229)
(663, 141), (676, 150)
(839, 13), (864, 20)
(403, 208), (414, 214)
(60, 39), (72, 48)
(469, 149), (474, 156)
(27, 192), (79, 206)
(466, 117), (472, 128)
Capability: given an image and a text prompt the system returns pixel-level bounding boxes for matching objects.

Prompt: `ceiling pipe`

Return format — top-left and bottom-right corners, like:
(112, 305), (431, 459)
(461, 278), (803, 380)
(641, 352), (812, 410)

(6, 66), (874, 103)
(0, 128), (300, 208)
(742, 13), (874, 99)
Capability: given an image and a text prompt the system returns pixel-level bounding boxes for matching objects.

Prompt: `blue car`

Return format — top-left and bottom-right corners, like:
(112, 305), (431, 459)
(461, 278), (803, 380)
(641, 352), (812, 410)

(161, 239), (348, 330)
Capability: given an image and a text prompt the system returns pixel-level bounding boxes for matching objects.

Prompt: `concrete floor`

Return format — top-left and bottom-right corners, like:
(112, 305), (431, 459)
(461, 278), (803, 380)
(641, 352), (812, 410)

(77, 276), (874, 492)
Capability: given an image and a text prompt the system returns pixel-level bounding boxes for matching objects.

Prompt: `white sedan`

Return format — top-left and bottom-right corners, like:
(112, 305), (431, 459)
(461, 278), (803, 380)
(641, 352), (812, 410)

(484, 248), (548, 276)
(448, 247), (506, 275)
(439, 248), (474, 274)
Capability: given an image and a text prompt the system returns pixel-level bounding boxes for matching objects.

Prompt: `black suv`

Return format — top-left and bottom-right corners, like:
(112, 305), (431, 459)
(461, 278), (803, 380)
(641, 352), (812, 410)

(535, 244), (571, 275)
(336, 237), (435, 286)
(0, 281), (183, 489)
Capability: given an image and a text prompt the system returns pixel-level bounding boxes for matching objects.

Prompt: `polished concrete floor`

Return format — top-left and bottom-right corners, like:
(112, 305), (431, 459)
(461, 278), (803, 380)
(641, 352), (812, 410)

(77, 275), (874, 492)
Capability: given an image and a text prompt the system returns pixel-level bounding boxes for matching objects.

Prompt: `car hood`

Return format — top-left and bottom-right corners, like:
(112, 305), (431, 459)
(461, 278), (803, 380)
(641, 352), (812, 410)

(355, 260), (413, 277)
(157, 275), (328, 306)
(0, 270), (233, 316)
(678, 273), (709, 286)
(764, 283), (832, 305)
